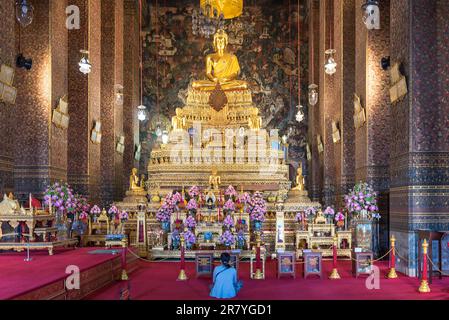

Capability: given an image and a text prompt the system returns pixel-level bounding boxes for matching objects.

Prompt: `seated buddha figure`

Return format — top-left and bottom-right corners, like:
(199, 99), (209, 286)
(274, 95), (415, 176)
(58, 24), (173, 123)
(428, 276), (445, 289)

(192, 29), (248, 92)
(129, 168), (144, 192)
(291, 164), (305, 191)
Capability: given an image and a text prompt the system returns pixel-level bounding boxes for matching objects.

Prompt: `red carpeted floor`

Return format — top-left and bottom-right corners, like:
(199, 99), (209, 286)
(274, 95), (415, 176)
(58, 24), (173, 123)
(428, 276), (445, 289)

(0, 248), (123, 300)
(87, 259), (449, 300)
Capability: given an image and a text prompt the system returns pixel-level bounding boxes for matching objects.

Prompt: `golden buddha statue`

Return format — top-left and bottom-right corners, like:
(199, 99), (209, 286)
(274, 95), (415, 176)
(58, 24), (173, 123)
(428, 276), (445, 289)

(171, 108), (186, 130)
(192, 29), (248, 91)
(291, 164), (305, 191)
(129, 168), (144, 192)
(209, 167), (221, 191)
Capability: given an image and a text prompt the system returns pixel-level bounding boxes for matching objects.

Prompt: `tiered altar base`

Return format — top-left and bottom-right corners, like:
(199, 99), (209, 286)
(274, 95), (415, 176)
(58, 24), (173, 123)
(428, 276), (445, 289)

(0, 248), (138, 300)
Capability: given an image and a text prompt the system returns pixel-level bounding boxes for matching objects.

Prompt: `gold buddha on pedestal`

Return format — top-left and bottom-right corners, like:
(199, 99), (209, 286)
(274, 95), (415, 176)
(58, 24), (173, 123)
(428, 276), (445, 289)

(192, 29), (248, 92)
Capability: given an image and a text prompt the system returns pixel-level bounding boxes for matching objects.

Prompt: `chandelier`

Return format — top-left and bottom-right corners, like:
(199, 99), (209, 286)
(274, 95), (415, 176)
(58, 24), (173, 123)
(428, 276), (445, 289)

(308, 84), (318, 106)
(192, 0), (225, 38)
(78, 50), (91, 75)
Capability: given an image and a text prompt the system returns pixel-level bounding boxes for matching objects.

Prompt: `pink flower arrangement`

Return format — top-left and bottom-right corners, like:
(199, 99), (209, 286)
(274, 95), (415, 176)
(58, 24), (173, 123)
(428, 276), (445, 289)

(44, 182), (77, 214)
(223, 214), (235, 229)
(305, 207), (316, 217)
(185, 215), (197, 229)
(219, 230), (236, 247)
(90, 205), (101, 215)
(335, 211), (345, 222)
(223, 199), (236, 212)
(247, 192), (267, 223)
(186, 199), (198, 211)
(182, 230), (196, 247)
(225, 185), (238, 198)
(237, 192), (251, 204)
(295, 212), (304, 222)
(156, 203), (173, 222)
(119, 210), (129, 220)
(79, 212), (89, 220)
(323, 206), (335, 217)
(344, 182), (380, 219)
(108, 205), (119, 215)
(188, 186), (200, 198)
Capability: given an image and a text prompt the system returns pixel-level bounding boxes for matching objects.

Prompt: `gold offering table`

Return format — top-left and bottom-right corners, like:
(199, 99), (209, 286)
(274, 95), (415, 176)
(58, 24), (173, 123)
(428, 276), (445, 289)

(0, 197), (78, 255)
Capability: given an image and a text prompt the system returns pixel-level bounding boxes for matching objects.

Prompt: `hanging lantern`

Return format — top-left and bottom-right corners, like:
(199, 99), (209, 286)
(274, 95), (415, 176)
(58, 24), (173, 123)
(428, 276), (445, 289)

(137, 105), (147, 122)
(308, 84), (318, 106)
(295, 105), (305, 123)
(15, 0), (34, 28)
(361, 0), (380, 30)
(78, 50), (92, 75)
(324, 49), (337, 75)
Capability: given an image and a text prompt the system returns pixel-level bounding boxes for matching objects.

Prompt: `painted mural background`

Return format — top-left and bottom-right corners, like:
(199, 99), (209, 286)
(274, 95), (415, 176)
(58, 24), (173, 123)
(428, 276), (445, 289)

(140, 0), (309, 173)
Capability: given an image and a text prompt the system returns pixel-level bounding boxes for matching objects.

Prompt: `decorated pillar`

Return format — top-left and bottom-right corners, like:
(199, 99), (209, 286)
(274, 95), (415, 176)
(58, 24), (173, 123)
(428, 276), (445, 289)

(0, 0), (16, 195)
(275, 202), (285, 252)
(390, 0), (449, 276)
(354, 0), (391, 255)
(100, 0), (125, 205)
(68, 0), (102, 203)
(308, 0), (321, 202)
(13, 0), (68, 199)
(123, 0), (140, 192)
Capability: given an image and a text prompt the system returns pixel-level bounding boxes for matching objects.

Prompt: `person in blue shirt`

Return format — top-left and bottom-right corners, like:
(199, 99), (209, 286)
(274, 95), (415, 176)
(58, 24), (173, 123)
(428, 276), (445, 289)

(210, 253), (242, 299)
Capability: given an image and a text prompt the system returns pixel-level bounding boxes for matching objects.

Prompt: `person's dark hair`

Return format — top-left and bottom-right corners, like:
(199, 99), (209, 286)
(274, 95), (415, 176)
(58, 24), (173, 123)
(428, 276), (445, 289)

(221, 252), (231, 269)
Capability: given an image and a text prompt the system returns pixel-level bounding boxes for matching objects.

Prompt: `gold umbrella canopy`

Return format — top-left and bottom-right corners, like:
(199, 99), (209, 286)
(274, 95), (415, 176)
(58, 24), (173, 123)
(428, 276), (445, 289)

(200, 0), (243, 19)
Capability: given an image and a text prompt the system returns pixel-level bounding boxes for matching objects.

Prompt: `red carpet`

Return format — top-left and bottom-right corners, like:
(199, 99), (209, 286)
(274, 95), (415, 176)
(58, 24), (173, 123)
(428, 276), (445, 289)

(0, 248), (125, 300)
(87, 260), (449, 300)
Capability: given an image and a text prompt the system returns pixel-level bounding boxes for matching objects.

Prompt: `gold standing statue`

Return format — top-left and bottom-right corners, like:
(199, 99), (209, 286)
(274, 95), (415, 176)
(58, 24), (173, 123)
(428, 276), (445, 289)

(192, 29), (248, 91)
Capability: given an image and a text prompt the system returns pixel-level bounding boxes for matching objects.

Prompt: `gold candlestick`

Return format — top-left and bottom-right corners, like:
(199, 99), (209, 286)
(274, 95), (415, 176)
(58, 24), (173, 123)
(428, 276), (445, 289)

(329, 236), (341, 279)
(177, 233), (188, 281)
(254, 231), (264, 280)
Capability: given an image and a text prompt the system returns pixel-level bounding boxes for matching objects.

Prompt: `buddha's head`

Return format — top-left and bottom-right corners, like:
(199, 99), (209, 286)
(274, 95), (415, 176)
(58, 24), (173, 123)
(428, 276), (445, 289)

(132, 168), (138, 175)
(214, 29), (228, 54)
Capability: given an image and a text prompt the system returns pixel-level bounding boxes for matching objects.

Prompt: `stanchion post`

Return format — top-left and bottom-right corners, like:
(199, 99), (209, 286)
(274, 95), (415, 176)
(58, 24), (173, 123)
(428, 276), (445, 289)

(387, 234), (398, 279)
(254, 231), (264, 280)
(121, 239), (129, 281)
(329, 236), (341, 279)
(418, 239), (430, 293)
(177, 233), (188, 281)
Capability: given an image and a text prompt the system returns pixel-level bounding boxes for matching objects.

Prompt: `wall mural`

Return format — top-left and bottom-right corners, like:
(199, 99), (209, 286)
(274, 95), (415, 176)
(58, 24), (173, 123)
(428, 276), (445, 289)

(140, 0), (309, 173)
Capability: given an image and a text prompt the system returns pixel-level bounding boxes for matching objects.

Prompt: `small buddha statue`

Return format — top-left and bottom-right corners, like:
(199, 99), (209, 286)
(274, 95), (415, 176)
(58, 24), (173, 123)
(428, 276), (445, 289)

(171, 108), (185, 130)
(209, 167), (221, 191)
(140, 174), (146, 189)
(291, 164), (305, 191)
(129, 168), (144, 192)
(192, 29), (248, 91)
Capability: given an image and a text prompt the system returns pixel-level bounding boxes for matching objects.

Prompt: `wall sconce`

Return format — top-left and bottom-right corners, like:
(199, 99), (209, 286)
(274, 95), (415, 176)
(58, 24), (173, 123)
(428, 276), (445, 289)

(332, 121), (341, 143)
(381, 56), (390, 70)
(0, 64), (17, 104)
(91, 121), (102, 144)
(115, 84), (124, 105)
(306, 144), (312, 161)
(308, 84), (318, 106)
(79, 50), (92, 75)
(52, 96), (70, 129)
(389, 62), (408, 104)
(16, 54), (32, 70)
(137, 105), (147, 121)
(15, 0), (34, 28)
(353, 93), (366, 129)
(361, 1), (380, 30)
(324, 49), (337, 75)
(317, 135), (324, 153)
(116, 135), (125, 154)
(134, 143), (142, 161)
